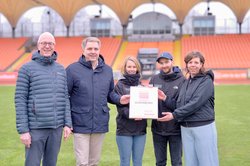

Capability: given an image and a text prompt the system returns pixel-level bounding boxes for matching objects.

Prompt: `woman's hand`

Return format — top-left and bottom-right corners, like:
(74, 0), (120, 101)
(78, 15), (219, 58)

(157, 112), (173, 122)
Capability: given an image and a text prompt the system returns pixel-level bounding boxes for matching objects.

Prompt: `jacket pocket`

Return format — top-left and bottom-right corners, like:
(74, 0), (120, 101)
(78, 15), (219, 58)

(102, 106), (110, 113)
(32, 99), (36, 115)
(99, 106), (110, 125)
(71, 107), (91, 127)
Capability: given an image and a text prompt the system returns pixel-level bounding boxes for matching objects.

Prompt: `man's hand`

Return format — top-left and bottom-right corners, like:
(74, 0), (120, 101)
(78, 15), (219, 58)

(158, 89), (167, 101)
(63, 126), (72, 141)
(20, 132), (31, 148)
(120, 95), (130, 105)
(157, 112), (174, 122)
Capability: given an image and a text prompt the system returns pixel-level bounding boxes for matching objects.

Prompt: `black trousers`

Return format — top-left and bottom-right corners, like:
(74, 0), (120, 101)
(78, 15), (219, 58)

(152, 133), (182, 166)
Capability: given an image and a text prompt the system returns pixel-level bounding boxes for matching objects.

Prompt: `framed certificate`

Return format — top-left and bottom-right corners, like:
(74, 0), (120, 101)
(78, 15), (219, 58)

(129, 86), (158, 119)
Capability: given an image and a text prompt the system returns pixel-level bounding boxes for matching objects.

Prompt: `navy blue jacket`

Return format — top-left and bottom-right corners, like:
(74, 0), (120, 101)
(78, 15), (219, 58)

(15, 51), (72, 134)
(173, 70), (215, 126)
(66, 55), (121, 134)
(150, 67), (185, 136)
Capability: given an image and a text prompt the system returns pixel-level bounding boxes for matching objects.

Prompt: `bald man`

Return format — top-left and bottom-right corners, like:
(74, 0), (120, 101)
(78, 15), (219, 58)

(15, 32), (72, 166)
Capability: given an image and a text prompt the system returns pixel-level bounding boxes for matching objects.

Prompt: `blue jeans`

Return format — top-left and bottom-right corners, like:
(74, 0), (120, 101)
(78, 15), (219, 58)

(181, 122), (219, 166)
(116, 135), (146, 166)
(152, 133), (182, 166)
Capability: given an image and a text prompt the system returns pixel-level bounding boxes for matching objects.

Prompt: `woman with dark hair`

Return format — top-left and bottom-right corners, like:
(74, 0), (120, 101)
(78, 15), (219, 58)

(114, 56), (147, 166)
(158, 51), (219, 166)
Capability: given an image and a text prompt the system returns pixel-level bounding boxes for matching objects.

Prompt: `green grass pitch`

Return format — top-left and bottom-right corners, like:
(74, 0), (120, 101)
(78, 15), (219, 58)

(0, 85), (250, 166)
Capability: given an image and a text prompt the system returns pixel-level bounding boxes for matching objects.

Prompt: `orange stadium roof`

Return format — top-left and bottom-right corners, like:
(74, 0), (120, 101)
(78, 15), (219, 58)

(0, 0), (250, 32)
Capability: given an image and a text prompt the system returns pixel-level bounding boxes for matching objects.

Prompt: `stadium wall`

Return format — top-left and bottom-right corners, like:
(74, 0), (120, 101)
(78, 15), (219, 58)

(1, 69), (250, 85)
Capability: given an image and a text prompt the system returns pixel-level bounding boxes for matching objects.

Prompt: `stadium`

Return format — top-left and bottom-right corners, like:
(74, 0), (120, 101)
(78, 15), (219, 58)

(0, 0), (250, 165)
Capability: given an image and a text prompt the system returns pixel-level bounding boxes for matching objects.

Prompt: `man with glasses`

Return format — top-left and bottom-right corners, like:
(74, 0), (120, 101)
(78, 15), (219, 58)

(15, 32), (72, 166)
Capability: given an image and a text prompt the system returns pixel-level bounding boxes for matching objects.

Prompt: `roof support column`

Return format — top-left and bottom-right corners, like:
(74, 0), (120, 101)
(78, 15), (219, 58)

(122, 24), (127, 40)
(66, 25), (70, 37)
(238, 22), (242, 34)
(179, 23), (183, 37)
(12, 27), (16, 38)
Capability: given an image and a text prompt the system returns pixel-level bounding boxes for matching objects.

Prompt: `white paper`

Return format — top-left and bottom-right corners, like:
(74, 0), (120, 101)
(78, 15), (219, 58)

(129, 86), (158, 119)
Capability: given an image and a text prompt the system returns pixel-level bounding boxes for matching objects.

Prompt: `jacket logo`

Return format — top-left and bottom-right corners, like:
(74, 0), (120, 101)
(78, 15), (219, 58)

(173, 86), (178, 90)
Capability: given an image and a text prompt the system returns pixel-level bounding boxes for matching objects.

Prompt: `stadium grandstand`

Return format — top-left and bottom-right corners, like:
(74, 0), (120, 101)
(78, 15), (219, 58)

(1, 0), (250, 85)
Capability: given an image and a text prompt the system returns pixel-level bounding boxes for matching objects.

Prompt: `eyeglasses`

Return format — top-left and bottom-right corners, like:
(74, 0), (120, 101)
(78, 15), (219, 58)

(39, 42), (55, 46)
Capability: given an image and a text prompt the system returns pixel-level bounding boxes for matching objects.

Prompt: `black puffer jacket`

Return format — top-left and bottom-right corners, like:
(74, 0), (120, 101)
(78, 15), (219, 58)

(173, 70), (215, 126)
(149, 67), (185, 136)
(114, 74), (147, 136)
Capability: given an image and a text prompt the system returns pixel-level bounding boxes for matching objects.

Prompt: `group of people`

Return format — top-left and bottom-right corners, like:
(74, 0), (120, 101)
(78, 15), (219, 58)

(15, 32), (219, 166)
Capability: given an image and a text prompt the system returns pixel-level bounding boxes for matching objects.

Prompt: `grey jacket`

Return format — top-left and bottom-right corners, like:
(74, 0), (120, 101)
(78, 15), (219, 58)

(15, 51), (72, 134)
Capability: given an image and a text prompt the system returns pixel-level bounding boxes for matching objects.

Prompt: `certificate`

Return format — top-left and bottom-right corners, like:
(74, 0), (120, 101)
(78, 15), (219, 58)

(129, 86), (158, 119)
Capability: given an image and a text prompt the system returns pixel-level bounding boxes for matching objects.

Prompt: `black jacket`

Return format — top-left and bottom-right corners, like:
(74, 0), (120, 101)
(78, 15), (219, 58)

(149, 67), (185, 136)
(173, 70), (215, 127)
(114, 74), (147, 136)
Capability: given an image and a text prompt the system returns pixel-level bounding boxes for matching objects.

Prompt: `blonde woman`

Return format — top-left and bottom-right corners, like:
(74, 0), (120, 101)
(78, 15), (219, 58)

(114, 56), (147, 166)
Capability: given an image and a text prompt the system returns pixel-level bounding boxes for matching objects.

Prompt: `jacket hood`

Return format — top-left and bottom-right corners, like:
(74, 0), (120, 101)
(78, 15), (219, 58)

(191, 69), (214, 81)
(159, 66), (183, 81)
(32, 50), (57, 65)
(173, 66), (182, 73)
(206, 69), (214, 81)
(78, 54), (105, 69)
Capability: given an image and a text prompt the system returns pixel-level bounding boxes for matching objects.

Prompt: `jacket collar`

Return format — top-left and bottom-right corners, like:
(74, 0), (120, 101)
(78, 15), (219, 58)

(32, 50), (57, 65)
(189, 70), (214, 81)
(159, 66), (183, 81)
(78, 54), (105, 70)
